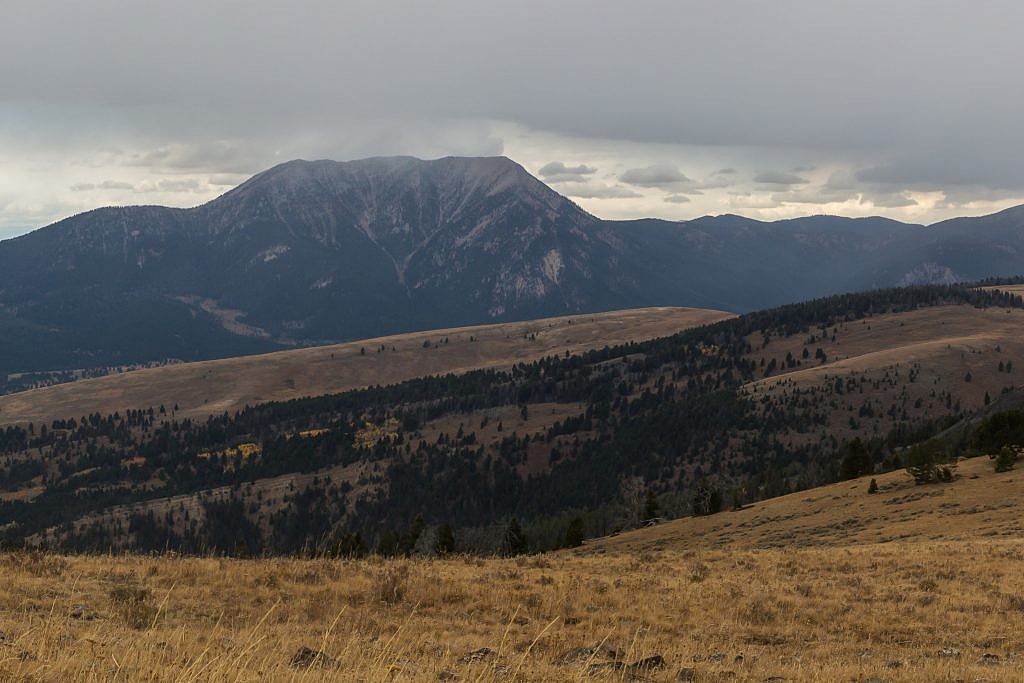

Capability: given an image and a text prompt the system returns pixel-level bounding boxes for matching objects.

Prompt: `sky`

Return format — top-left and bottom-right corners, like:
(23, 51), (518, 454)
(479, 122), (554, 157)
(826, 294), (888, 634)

(2, 0), (1024, 238)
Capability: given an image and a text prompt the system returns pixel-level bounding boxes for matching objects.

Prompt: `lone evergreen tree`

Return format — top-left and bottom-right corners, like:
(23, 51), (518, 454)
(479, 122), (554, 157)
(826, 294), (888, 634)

(400, 514), (425, 555)
(502, 517), (528, 556)
(693, 482), (723, 516)
(435, 523), (455, 556)
(995, 446), (1017, 473)
(905, 439), (947, 484)
(331, 532), (366, 558)
(643, 490), (660, 521)
(563, 516), (585, 548)
(839, 437), (873, 480)
(377, 528), (401, 556)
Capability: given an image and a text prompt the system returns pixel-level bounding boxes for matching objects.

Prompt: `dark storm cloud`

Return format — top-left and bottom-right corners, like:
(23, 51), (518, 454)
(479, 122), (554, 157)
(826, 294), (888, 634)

(5, 1), (1017, 164)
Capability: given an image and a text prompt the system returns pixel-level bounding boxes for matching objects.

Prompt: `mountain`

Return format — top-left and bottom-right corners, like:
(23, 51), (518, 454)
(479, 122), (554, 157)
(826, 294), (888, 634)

(2, 155), (1024, 379)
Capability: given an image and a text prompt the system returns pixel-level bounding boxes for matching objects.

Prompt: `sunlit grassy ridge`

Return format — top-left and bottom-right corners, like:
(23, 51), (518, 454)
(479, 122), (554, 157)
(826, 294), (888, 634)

(0, 307), (730, 426)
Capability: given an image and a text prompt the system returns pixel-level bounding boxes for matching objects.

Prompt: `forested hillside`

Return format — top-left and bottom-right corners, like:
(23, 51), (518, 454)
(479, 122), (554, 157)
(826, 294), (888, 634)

(2, 283), (1023, 555)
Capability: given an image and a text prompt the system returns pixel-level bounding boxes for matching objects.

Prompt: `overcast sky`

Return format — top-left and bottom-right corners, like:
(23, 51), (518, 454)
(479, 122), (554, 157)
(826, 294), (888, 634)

(2, 0), (1023, 238)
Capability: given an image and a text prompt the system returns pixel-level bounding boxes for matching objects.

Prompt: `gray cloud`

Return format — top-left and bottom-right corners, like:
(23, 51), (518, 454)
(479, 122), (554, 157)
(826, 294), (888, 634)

(123, 142), (270, 174)
(157, 178), (202, 192)
(619, 164), (702, 194)
(70, 180), (136, 192)
(824, 170), (858, 191)
(208, 174), (248, 186)
(728, 192), (782, 210)
(935, 186), (1024, 208)
(620, 165), (690, 187)
(767, 182), (920, 209)
(868, 193), (918, 208)
(537, 161), (597, 183)
(698, 172), (737, 190)
(664, 194), (691, 204)
(128, 178), (204, 194)
(770, 188), (857, 206)
(2, 1), (1024, 231)
(753, 171), (810, 186)
(101, 180), (134, 190)
(557, 182), (642, 199)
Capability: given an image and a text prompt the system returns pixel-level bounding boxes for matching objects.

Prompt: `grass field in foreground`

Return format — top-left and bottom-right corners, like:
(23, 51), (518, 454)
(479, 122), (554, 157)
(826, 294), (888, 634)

(1, 535), (1022, 681)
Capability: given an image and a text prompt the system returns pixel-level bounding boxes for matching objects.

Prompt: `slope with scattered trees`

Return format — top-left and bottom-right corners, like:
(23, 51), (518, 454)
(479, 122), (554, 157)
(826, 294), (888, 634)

(1, 283), (1022, 555)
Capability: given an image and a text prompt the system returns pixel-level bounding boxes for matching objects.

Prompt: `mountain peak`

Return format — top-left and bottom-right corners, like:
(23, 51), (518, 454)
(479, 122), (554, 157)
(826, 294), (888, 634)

(242, 155), (530, 188)
(212, 154), (589, 229)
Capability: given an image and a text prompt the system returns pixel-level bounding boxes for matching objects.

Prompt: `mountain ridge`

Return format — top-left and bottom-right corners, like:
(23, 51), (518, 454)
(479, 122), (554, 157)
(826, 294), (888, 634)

(1, 155), (1023, 380)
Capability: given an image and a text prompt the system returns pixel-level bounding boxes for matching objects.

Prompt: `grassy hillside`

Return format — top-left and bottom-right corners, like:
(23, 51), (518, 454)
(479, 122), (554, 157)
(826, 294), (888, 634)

(0, 306), (730, 426)
(2, 284), (1021, 556)
(745, 303), (1024, 446)
(981, 282), (1024, 299)
(586, 453), (1022, 552)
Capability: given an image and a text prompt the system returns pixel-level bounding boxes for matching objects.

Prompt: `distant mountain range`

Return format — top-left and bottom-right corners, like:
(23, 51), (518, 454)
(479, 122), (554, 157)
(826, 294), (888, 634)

(2, 155), (1023, 378)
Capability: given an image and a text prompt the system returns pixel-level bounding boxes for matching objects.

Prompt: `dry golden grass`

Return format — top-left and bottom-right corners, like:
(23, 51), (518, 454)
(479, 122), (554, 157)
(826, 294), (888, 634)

(2, 536), (1024, 681)
(980, 284), (1024, 299)
(0, 307), (731, 426)
(585, 454), (1020, 552)
(6, 459), (1024, 681)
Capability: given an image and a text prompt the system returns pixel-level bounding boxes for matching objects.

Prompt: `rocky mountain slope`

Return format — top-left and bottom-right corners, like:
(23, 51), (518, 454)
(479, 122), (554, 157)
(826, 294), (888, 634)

(2, 155), (1023, 379)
